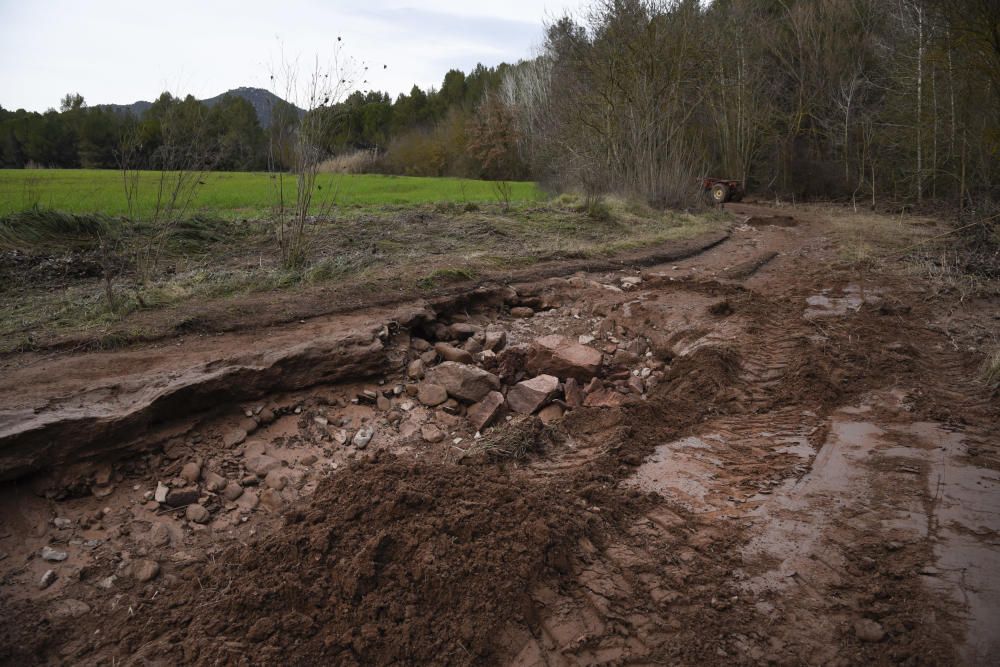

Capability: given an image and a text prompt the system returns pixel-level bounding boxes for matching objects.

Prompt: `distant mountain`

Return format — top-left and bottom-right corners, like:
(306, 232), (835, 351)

(100, 87), (304, 127)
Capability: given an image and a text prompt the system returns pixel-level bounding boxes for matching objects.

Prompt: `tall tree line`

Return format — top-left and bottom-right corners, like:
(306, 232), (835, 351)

(500, 0), (1000, 206)
(0, 63), (512, 176)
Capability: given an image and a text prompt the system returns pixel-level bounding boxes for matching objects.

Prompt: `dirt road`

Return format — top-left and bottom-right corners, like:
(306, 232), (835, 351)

(0, 203), (996, 665)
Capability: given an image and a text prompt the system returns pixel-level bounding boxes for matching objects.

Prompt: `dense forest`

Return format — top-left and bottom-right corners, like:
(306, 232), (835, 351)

(1, 0), (997, 207)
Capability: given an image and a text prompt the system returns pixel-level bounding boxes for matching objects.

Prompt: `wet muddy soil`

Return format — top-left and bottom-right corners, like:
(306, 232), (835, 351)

(0, 204), (996, 666)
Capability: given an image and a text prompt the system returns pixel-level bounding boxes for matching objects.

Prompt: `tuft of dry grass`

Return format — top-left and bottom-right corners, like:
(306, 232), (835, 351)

(317, 150), (378, 174)
(981, 348), (1000, 390)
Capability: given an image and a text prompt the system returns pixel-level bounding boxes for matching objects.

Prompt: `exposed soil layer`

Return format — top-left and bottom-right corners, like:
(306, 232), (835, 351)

(0, 204), (997, 666)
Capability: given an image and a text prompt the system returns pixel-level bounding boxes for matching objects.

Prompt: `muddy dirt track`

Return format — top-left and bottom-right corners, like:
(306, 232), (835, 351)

(0, 204), (997, 665)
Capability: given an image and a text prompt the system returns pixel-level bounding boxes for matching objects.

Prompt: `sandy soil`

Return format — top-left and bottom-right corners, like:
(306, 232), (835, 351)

(0, 203), (996, 666)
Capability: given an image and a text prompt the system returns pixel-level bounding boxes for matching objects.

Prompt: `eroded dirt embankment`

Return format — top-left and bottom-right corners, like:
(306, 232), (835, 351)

(0, 206), (997, 666)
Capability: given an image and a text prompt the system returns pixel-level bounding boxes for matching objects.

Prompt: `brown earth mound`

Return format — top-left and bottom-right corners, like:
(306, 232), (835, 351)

(88, 453), (617, 665)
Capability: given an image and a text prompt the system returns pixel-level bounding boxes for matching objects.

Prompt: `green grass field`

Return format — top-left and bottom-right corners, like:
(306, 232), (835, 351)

(0, 169), (546, 218)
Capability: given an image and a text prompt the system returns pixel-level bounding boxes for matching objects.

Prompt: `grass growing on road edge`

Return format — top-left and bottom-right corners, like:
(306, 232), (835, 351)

(0, 197), (725, 353)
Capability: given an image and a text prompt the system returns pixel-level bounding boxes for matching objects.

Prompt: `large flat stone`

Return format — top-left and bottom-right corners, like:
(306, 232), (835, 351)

(425, 362), (501, 403)
(526, 335), (603, 381)
(507, 375), (559, 414)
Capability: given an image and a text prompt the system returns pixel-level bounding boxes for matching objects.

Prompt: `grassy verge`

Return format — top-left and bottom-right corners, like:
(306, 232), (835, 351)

(824, 205), (999, 301)
(0, 194), (725, 353)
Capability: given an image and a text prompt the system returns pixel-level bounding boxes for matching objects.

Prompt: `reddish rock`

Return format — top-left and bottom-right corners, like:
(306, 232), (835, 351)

(411, 337), (432, 352)
(417, 383), (449, 407)
(164, 487), (200, 508)
(564, 378), (584, 408)
(484, 330), (507, 352)
(434, 342), (474, 364)
(510, 307), (535, 318)
(421, 424), (446, 443)
(407, 358), (425, 380)
(426, 362), (501, 403)
(584, 377), (604, 394)
(527, 335), (603, 381)
(507, 375), (560, 414)
(449, 323), (480, 339)
(467, 391), (505, 431)
(627, 375), (645, 394)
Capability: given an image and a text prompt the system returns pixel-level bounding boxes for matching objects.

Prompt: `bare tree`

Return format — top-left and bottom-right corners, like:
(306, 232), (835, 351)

(268, 46), (359, 269)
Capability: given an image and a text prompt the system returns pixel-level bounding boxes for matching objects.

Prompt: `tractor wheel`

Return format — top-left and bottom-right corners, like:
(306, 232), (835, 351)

(710, 183), (730, 204)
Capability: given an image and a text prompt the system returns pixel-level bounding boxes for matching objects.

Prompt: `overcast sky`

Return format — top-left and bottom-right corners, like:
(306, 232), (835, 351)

(0, 0), (590, 113)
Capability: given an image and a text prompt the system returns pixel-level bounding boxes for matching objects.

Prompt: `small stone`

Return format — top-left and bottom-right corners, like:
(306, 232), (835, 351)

(52, 518), (72, 529)
(203, 471), (227, 492)
(376, 394), (391, 411)
(91, 484), (115, 498)
(153, 482), (170, 503)
(334, 429), (349, 445)
(313, 415), (329, 426)
(538, 403), (565, 424)
(41, 546), (68, 562)
(223, 429), (248, 447)
(564, 377), (584, 408)
(578, 335), (596, 345)
(407, 358), (426, 380)
(507, 375), (560, 414)
(853, 619), (885, 643)
(627, 375), (645, 394)
(484, 330), (507, 352)
(264, 468), (289, 490)
(300, 454), (318, 466)
(467, 391), (505, 431)
(260, 489), (284, 512)
(462, 338), (483, 354)
(434, 342), (474, 364)
(353, 427), (374, 449)
(165, 487), (200, 508)
(417, 383), (449, 407)
(148, 523), (171, 547)
(236, 489), (259, 511)
(450, 323), (480, 339)
(621, 275), (642, 286)
(244, 454), (280, 476)
(510, 307), (535, 318)
(180, 462), (201, 484)
(185, 504), (210, 524)
(133, 559), (160, 583)
(222, 482), (244, 502)
(421, 424), (446, 443)
(39, 569), (57, 589)
(258, 408), (276, 425)
(411, 337), (432, 352)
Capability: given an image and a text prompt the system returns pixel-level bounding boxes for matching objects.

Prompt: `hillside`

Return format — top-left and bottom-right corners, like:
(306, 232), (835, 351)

(100, 87), (303, 127)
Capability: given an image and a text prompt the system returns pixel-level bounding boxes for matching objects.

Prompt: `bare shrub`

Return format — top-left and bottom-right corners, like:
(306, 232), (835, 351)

(268, 48), (359, 269)
(318, 149), (377, 174)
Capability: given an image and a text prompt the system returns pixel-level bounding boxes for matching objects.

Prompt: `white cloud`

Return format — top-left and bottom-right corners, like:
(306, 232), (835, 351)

(0, 0), (588, 112)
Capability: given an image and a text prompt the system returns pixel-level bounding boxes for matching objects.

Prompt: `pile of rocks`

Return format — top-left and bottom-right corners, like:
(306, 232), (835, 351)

(390, 310), (667, 440)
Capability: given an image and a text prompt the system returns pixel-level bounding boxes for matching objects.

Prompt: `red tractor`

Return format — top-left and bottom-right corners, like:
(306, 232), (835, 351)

(701, 177), (744, 204)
